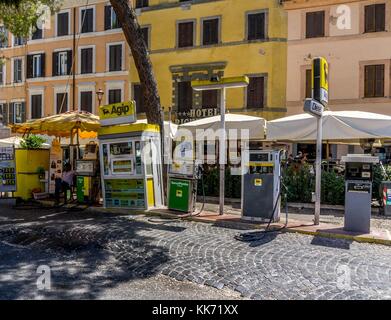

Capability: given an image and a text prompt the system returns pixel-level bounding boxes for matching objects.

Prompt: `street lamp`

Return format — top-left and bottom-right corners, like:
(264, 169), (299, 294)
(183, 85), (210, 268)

(96, 88), (105, 107)
(192, 76), (249, 215)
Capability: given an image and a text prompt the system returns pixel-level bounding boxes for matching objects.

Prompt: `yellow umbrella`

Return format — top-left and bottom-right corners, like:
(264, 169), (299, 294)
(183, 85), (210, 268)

(11, 111), (100, 138)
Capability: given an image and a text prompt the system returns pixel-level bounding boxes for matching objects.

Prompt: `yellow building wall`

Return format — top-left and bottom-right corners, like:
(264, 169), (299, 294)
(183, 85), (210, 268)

(129, 0), (287, 121)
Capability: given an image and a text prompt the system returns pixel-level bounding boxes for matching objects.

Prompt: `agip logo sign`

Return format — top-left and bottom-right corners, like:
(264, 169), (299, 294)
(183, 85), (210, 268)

(312, 57), (329, 106)
(99, 101), (137, 126)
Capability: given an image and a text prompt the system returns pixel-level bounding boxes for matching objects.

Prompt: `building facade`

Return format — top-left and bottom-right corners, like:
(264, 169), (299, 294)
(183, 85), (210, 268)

(1, 0), (288, 126)
(0, 0), (131, 126)
(283, 0), (391, 159)
(284, 0), (391, 115)
(128, 0), (287, 123)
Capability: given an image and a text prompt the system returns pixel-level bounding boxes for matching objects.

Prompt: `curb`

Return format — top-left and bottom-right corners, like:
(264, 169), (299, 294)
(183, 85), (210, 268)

(281, 227), (391, 246)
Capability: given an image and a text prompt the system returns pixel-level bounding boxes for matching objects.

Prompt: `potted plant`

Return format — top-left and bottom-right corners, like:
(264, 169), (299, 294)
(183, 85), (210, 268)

(20, 135), (46, 149)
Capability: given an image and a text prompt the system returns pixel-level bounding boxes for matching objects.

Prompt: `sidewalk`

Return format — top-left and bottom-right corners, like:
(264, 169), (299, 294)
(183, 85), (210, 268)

(33, 199), (391, 246)
(149, 202), (391, 246)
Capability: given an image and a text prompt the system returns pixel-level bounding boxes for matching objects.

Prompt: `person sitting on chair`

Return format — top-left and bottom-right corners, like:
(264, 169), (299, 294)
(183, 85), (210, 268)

(55, 164), (75, 205)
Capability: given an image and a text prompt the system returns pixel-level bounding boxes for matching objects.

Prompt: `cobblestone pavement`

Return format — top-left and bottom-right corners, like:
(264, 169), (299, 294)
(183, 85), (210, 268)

(0, 207), (391, 300)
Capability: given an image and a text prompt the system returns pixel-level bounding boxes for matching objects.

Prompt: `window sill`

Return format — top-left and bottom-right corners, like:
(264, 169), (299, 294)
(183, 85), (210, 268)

(176, 45), (195, 50)
(362, 96), (387, 100)
(244, 107), (265, 111)
(363, 30), (387, 34)
(245, 38), (269, 42)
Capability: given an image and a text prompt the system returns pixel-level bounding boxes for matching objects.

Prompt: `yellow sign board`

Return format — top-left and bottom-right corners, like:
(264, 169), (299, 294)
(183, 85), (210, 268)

(312, 57), (328, 106)
(99, 101), (137, 126)
(192, 76), (249, 90)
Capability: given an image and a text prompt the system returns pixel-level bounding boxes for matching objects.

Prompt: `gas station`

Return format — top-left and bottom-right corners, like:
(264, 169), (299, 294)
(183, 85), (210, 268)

(1, 58), (391, 244)
(98, 101), (164, 210)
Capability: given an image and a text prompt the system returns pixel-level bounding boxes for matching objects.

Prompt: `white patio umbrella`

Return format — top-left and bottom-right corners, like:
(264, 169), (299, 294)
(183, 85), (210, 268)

(177, 113), (266, 140)
(267, 111), (391, 142)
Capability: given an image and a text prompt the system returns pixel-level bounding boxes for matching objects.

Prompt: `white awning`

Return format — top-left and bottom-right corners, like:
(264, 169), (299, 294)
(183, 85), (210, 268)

(177, 113), (266, 140)
(267, 111), (391, 142)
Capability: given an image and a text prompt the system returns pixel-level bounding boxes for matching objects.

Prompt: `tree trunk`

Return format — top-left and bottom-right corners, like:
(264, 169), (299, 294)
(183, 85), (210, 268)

(109, 0), (162, 125)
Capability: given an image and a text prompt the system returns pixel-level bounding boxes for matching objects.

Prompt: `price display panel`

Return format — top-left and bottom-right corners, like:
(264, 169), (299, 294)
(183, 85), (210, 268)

(104, 179), (145, 209)
(0, 147), (17, 192)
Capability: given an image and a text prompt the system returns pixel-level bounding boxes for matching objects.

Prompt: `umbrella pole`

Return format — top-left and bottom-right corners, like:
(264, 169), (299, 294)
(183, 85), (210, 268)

(219, 87), (226, 216)
(77, 128), (80, 160)
(70, 129), (74, 170)
(326, 140), (330, 171)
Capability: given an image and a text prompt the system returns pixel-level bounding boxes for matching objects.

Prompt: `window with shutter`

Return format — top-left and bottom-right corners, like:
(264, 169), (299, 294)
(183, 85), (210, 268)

(105, 5), (120, 30)
(31, 26), (42, 40)
(109, 44), (122, 71)
(364, 64), (384, 98)
(52, 52), (59, 76)
(9, 103), (14, 124)
(0, 26), (8, 48)
(80, 91), (93, 113)
(40, 53), (45, 77)
(202, 18), (219, 45)
(177, 81), (193, 112)
(365, 4), (385, 33)
(177, 22), (194, 48)
(306, 11), (325, 38)
(81, 8), (94, 33)
(133, 84), (146, 113)
(56, 92), (68, 114)
(20, 102), (26, 123)
(80, 48), (93, 74)
(57, 12), (69, 36)
(247, 12), (266, 40)
(0, 103), (8, 125)
(136, 0), (149, 9)
(13, 36), (26, 46)
(13, 58), (23, 83)
(141, 27), (149, 49)
(54, 51), (69, 76)
(0, 64), (4, 85)
(67, 50), (73, 75)
(31, 54), (43, 78)
(13, 102), (24, 123)
(202, 90), (218, 108)
(108, 89), (122, 104)
(246, 76), (265, 109)
(31, 95), (42, 119)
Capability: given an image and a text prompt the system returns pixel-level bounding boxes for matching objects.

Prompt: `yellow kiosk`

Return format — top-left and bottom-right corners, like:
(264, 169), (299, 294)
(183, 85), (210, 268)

(98, 101), (163, 210)
(15, 148), (49, 200)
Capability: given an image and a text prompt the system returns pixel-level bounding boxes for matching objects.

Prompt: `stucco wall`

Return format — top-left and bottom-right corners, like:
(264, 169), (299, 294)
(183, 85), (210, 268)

(130, 0), (288, 120)
(286, 0), (391, 116)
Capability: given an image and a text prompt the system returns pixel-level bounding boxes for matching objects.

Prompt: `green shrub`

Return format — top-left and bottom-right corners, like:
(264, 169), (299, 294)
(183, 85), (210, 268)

(20, 135), (46, 149)
(197, 163), (391, 205)
(197, 165), (242, 199)
(321, 170), (345, 205)
(373, 164), (391, 203)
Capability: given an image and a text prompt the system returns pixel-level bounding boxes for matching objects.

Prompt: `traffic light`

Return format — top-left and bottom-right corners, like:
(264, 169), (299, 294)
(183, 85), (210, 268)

(312, 57), (328, 106)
